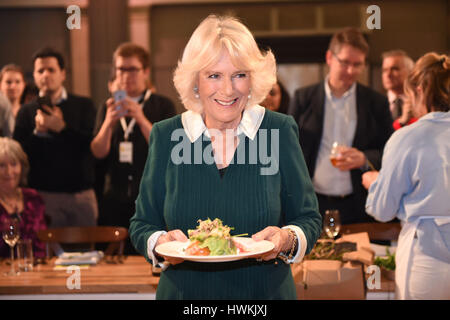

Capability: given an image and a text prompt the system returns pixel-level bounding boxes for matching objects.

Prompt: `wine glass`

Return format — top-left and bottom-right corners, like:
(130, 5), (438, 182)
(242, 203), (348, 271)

(1, 217), (20, 276)
(323, 210), (341, 239)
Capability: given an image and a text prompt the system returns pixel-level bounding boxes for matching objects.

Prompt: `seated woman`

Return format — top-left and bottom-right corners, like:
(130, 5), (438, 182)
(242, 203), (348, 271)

(0, 137), (47, 258)
(363, 52), (450, 299)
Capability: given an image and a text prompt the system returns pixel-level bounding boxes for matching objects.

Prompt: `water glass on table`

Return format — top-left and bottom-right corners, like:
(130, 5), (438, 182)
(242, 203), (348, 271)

(17, 239), (34, 272)
(323, 209), (341, 239)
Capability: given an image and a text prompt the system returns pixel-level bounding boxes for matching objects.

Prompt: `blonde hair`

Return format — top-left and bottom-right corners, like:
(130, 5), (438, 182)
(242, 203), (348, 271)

(0, 137), (29, 186)
(173, 15), (276, 113)
(0, 64), (25, 83)
(405, 52), (449, 113)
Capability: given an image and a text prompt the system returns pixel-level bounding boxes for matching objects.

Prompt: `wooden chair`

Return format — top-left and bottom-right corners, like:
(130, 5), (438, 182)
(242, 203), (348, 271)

(37, 226), (129, 262)
(340, 222), (401, 242)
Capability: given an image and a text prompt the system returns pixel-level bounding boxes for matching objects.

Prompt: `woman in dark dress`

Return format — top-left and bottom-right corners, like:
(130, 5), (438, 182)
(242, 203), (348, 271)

(129, 15), (321, 299)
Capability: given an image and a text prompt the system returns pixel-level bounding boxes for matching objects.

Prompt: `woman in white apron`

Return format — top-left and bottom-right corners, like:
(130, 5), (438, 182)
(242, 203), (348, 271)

(362, 52), (450, 299)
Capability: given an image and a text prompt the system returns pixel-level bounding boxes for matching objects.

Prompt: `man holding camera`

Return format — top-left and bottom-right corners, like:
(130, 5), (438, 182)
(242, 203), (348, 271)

(13, 47), (98, 228)
(91, 43), (176, 254)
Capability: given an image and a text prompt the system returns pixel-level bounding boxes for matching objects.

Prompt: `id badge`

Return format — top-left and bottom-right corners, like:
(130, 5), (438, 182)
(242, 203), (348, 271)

(119, 141), (133, 163)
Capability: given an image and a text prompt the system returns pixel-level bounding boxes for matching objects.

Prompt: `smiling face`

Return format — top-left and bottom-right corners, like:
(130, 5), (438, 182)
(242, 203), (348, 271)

(0, 155), (21, 192)
(197, 51), (251, 130)
(0, 71), (25, 103)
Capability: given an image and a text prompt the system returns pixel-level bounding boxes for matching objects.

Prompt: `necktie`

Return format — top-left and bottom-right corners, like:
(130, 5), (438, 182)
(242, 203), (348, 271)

(392, 98), (403, 120)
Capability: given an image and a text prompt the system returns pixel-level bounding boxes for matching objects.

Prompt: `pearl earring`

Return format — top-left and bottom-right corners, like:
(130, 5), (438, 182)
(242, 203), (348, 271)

(194, 87), (199, 99)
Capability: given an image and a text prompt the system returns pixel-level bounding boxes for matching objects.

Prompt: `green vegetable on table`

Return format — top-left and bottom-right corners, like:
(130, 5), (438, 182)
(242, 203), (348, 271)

(374, 247), (396, 271)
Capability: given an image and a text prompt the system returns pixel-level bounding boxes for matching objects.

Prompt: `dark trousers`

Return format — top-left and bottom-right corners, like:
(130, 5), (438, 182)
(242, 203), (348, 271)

(316, 192), (376, 225)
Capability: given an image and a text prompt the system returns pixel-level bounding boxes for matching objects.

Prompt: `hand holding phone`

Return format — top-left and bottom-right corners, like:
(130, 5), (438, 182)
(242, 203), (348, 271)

(113, 90), (128, 116)
(37, 95), (54, 115)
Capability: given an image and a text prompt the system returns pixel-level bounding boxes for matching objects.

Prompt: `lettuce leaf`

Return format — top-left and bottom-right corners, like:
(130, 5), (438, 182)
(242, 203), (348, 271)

(198, 237), (236, 256)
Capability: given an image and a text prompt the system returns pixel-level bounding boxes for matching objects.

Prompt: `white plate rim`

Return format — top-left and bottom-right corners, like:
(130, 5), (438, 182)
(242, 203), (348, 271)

(155, 237), (274, 263)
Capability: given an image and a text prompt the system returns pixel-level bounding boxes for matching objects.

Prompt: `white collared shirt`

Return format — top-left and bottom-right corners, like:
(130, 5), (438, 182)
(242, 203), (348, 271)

(180, 103), (265, 143)
(147, 104), (308, 267)
(39, 87), (68, 104)
(312, 77), (357, 196)
(387, 90), (406, 115)
(387, 90), (406, 106)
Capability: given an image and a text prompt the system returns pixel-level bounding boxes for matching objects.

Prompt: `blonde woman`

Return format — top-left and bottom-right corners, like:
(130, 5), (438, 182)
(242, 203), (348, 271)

(363, 53), (450, 299)
(0, 137), (46, 258)
(129, 15), (321, 299)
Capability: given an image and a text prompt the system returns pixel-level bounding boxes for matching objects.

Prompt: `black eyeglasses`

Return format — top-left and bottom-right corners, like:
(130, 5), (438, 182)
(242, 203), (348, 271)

(332, 52), (365, 70)
(116, 67), (143, 74)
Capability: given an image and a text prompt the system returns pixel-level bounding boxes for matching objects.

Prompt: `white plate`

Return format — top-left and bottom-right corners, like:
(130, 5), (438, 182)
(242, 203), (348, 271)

(155, 237), (275, 263)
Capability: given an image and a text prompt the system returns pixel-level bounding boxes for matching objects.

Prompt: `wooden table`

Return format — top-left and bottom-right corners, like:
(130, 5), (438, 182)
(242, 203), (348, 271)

(1, 240), (396, 300)
(0, 255), (159, 299)
(341, 222), (401, 241)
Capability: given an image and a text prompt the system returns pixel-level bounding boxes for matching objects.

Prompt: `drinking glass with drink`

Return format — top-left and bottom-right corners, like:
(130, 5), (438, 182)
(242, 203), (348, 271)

(329, 142), (348, 167)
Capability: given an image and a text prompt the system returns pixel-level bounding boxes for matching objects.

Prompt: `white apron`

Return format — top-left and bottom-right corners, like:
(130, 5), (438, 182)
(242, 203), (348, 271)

(396, 216), (450, 299)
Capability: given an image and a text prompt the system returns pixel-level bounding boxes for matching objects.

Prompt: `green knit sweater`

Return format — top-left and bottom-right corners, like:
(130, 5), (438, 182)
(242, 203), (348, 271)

(130, 110), (321, 300)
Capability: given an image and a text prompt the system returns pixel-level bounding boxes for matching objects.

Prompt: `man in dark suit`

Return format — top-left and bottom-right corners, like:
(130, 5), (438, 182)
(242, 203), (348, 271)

(289, 28), (394, 224)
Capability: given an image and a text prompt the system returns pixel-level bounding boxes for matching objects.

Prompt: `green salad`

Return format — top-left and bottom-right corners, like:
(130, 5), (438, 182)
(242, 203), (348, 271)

(187, 218), (237, 256)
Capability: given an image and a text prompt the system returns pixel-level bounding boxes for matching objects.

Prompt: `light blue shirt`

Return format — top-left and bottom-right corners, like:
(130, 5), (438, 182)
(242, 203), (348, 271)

(366, 111), (450, 223)
(312, 78), (357, 196)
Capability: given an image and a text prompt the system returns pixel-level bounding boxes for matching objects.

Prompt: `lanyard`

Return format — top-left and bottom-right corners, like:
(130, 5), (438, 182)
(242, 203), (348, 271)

(120, 90), (151, 141)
